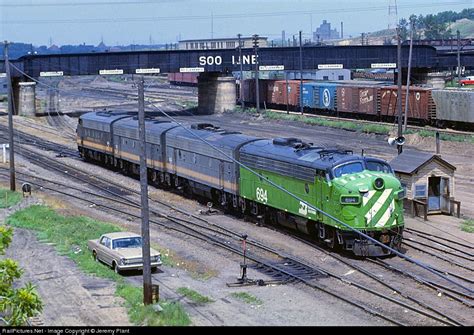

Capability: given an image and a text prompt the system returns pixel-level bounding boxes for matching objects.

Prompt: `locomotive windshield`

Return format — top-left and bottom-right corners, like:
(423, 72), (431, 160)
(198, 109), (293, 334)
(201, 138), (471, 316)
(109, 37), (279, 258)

(333, 162), (364, 178)
(366, 161), (393, 174)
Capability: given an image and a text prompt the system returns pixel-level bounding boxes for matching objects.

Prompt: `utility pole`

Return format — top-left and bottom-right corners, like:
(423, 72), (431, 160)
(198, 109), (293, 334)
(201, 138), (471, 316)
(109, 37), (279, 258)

(238, 34), (245, 110)
(137, 77), (152, 305)
(299, 30), (304, 114)
(4, 41), (16, 191)
(396, 28), (403, 155)
(403, 21), (414, 131)
(457, 30), (461, 86)
(253, 34), (260, 113)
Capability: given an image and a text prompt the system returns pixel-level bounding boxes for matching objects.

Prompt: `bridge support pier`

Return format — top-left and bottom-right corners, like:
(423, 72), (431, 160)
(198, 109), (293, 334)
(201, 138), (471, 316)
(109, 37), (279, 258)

(18, 82), (37, 116)
(197, 73), (236, 115)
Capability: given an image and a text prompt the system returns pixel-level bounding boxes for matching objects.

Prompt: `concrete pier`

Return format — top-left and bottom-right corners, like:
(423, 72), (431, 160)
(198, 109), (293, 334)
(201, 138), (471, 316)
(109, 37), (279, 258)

(197, 73), (236, 115)
(18, 82), (36, 116)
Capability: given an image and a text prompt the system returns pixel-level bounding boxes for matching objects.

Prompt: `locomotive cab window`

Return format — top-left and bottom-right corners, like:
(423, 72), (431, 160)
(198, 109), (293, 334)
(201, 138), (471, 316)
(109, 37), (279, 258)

(366, 161), (393, 174)
(333, 162), (364, 178)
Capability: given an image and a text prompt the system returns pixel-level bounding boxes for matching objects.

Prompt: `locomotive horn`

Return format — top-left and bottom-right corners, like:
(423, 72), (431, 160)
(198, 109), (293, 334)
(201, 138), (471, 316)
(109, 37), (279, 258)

(388, 136), (405, 146)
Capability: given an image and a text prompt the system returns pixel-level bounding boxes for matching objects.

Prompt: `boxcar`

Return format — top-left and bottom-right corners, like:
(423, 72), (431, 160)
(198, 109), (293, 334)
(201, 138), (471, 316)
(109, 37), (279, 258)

(379, 86), (435, 123)
(432, 89), (474, 127)
(336, 85), (379, 116)
(302, 82), (338, 110)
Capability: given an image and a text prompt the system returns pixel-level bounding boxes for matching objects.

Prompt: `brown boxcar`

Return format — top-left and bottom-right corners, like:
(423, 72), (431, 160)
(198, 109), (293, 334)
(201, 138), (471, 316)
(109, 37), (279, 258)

(242, 79), (269, 105)
(379, 86), (435, 122)
(267, 80), (305, 107)
(336, 85), (379, 115)
(168, 72), (198, 85)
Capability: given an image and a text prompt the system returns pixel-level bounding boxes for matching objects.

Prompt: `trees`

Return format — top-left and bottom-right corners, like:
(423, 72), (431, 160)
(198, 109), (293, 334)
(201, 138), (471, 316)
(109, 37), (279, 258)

(399, 8), (472, 40)
(0, 226), (42, 326)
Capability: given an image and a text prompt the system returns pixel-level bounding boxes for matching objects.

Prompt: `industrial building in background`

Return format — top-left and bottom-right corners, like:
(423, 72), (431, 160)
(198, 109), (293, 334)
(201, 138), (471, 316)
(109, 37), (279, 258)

(313, 20), (340, 42)
(179, 36), (268, 50)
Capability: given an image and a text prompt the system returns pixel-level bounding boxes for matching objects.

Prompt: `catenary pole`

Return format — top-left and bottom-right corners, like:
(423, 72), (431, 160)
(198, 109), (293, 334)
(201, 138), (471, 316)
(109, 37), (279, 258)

(138, 76), (152, 305)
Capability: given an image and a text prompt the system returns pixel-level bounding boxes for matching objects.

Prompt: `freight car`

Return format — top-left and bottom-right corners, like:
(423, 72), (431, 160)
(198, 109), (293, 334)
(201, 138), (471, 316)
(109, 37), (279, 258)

(240, 79), (474, 130)
(77, 111), (405, 257)
(168, 72), (199, 86)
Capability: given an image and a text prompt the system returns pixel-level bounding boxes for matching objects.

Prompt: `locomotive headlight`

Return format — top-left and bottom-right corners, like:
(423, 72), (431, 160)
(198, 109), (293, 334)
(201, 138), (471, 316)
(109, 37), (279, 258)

(340, 195), (361, 205)
(396, 189), (405, 200)
(373, 177), (384, 190)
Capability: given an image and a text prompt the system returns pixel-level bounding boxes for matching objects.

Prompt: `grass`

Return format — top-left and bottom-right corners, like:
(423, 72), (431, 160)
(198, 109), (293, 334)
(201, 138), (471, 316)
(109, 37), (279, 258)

(117, 282), (191, 326)
(176, 287), (214, 304)
(233, 107), (474, 143)
(461, 219), (474, 233)
(6, 205), (191, 326)
(0, 189), (22, 208)
(230, 292), (262, 306)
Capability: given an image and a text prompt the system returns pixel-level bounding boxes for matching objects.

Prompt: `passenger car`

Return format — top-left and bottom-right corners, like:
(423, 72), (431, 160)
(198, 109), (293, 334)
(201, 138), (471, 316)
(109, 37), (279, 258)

(87, 232), (162, 273)
(459, 76), (474, 86)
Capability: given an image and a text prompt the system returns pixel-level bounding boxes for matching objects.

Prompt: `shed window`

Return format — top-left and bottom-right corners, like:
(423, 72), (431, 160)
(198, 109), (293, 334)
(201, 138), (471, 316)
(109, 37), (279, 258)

(414, 184), (427, 198)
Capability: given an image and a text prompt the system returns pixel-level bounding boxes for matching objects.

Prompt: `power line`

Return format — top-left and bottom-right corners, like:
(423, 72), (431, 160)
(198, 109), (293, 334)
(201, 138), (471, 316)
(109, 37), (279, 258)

(2, 1), (471, 24)
(0, 0), (178, 7)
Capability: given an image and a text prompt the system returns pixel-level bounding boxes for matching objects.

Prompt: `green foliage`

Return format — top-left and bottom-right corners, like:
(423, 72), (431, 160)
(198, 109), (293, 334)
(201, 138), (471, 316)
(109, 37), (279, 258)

(400, 8), (473, 40)
(0, 226), (13, 254)
(0, 223), (42, 326)
(176, 287), (214, 304)
(116, 282), (191, 326)
(461, 219), (474, 233)
(0, 189), (22, 208)
(230, 292), (262, 305)
(0, 283), (43, 326)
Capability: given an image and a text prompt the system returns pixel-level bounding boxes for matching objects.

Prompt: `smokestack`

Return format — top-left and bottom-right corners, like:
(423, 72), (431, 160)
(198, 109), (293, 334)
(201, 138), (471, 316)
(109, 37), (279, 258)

(341, 22), (344, 39)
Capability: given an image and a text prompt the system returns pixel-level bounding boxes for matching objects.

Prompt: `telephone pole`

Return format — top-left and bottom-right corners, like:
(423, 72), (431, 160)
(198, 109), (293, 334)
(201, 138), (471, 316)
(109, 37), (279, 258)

(137, 77), (152, 305)
(457, 30), (461, 87)
(299, 30), (303, 114)
(403, 21), (414, 131)
(252, 34), (260, 113)
(238, 34), (244, 110)
(4, 41), (16, 191)
(396, 28), (403, 155)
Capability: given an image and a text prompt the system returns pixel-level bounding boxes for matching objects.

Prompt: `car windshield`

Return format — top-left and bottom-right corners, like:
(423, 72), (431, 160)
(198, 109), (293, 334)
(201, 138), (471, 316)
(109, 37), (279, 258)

(113, 237), (142, 249)
(333, 162), (364, 178)
(366, 161), (393, 174)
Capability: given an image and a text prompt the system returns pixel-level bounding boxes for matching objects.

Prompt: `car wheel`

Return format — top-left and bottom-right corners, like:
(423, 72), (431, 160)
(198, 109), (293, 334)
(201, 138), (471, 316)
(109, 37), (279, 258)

(93, 251), (98, 262)
(113, 262), (121, 274)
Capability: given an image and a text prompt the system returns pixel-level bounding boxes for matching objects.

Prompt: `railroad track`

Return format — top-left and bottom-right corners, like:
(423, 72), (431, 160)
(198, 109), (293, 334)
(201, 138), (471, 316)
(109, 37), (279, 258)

(1, 134), (472, 326)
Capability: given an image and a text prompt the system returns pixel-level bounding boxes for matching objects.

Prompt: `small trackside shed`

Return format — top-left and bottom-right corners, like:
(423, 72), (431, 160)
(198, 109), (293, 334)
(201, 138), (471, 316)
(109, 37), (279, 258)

(390, 150), (459, 218)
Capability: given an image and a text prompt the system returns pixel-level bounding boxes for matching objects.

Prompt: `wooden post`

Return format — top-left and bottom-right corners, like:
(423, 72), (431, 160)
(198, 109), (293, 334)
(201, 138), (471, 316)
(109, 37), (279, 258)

(138, 77), (152, 305)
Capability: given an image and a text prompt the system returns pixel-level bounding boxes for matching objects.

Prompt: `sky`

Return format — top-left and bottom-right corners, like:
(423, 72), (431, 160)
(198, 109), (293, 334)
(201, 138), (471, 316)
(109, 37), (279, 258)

(0, 0), (472, 46)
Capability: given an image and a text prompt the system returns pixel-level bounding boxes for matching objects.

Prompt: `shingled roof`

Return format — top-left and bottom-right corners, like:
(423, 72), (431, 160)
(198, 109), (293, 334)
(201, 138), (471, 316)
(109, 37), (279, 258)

(389, 150), (456, 175)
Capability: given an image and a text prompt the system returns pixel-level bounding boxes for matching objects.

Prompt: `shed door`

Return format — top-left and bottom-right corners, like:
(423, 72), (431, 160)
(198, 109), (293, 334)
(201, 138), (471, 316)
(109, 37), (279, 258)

(428, 177), (441, 211)
(440, 177), (450, 213)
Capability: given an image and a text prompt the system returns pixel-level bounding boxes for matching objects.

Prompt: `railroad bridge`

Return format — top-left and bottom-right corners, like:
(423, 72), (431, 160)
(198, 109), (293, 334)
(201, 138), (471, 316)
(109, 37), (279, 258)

(1, 45), (473, 115)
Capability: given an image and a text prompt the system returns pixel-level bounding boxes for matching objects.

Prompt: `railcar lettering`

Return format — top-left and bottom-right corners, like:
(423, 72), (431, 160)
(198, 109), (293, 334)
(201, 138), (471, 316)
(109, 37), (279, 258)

(256, 187), (268, 203)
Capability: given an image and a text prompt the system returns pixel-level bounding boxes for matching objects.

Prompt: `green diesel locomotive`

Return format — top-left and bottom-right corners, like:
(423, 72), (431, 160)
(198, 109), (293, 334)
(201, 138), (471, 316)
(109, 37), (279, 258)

(77, 112), (404, 257)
